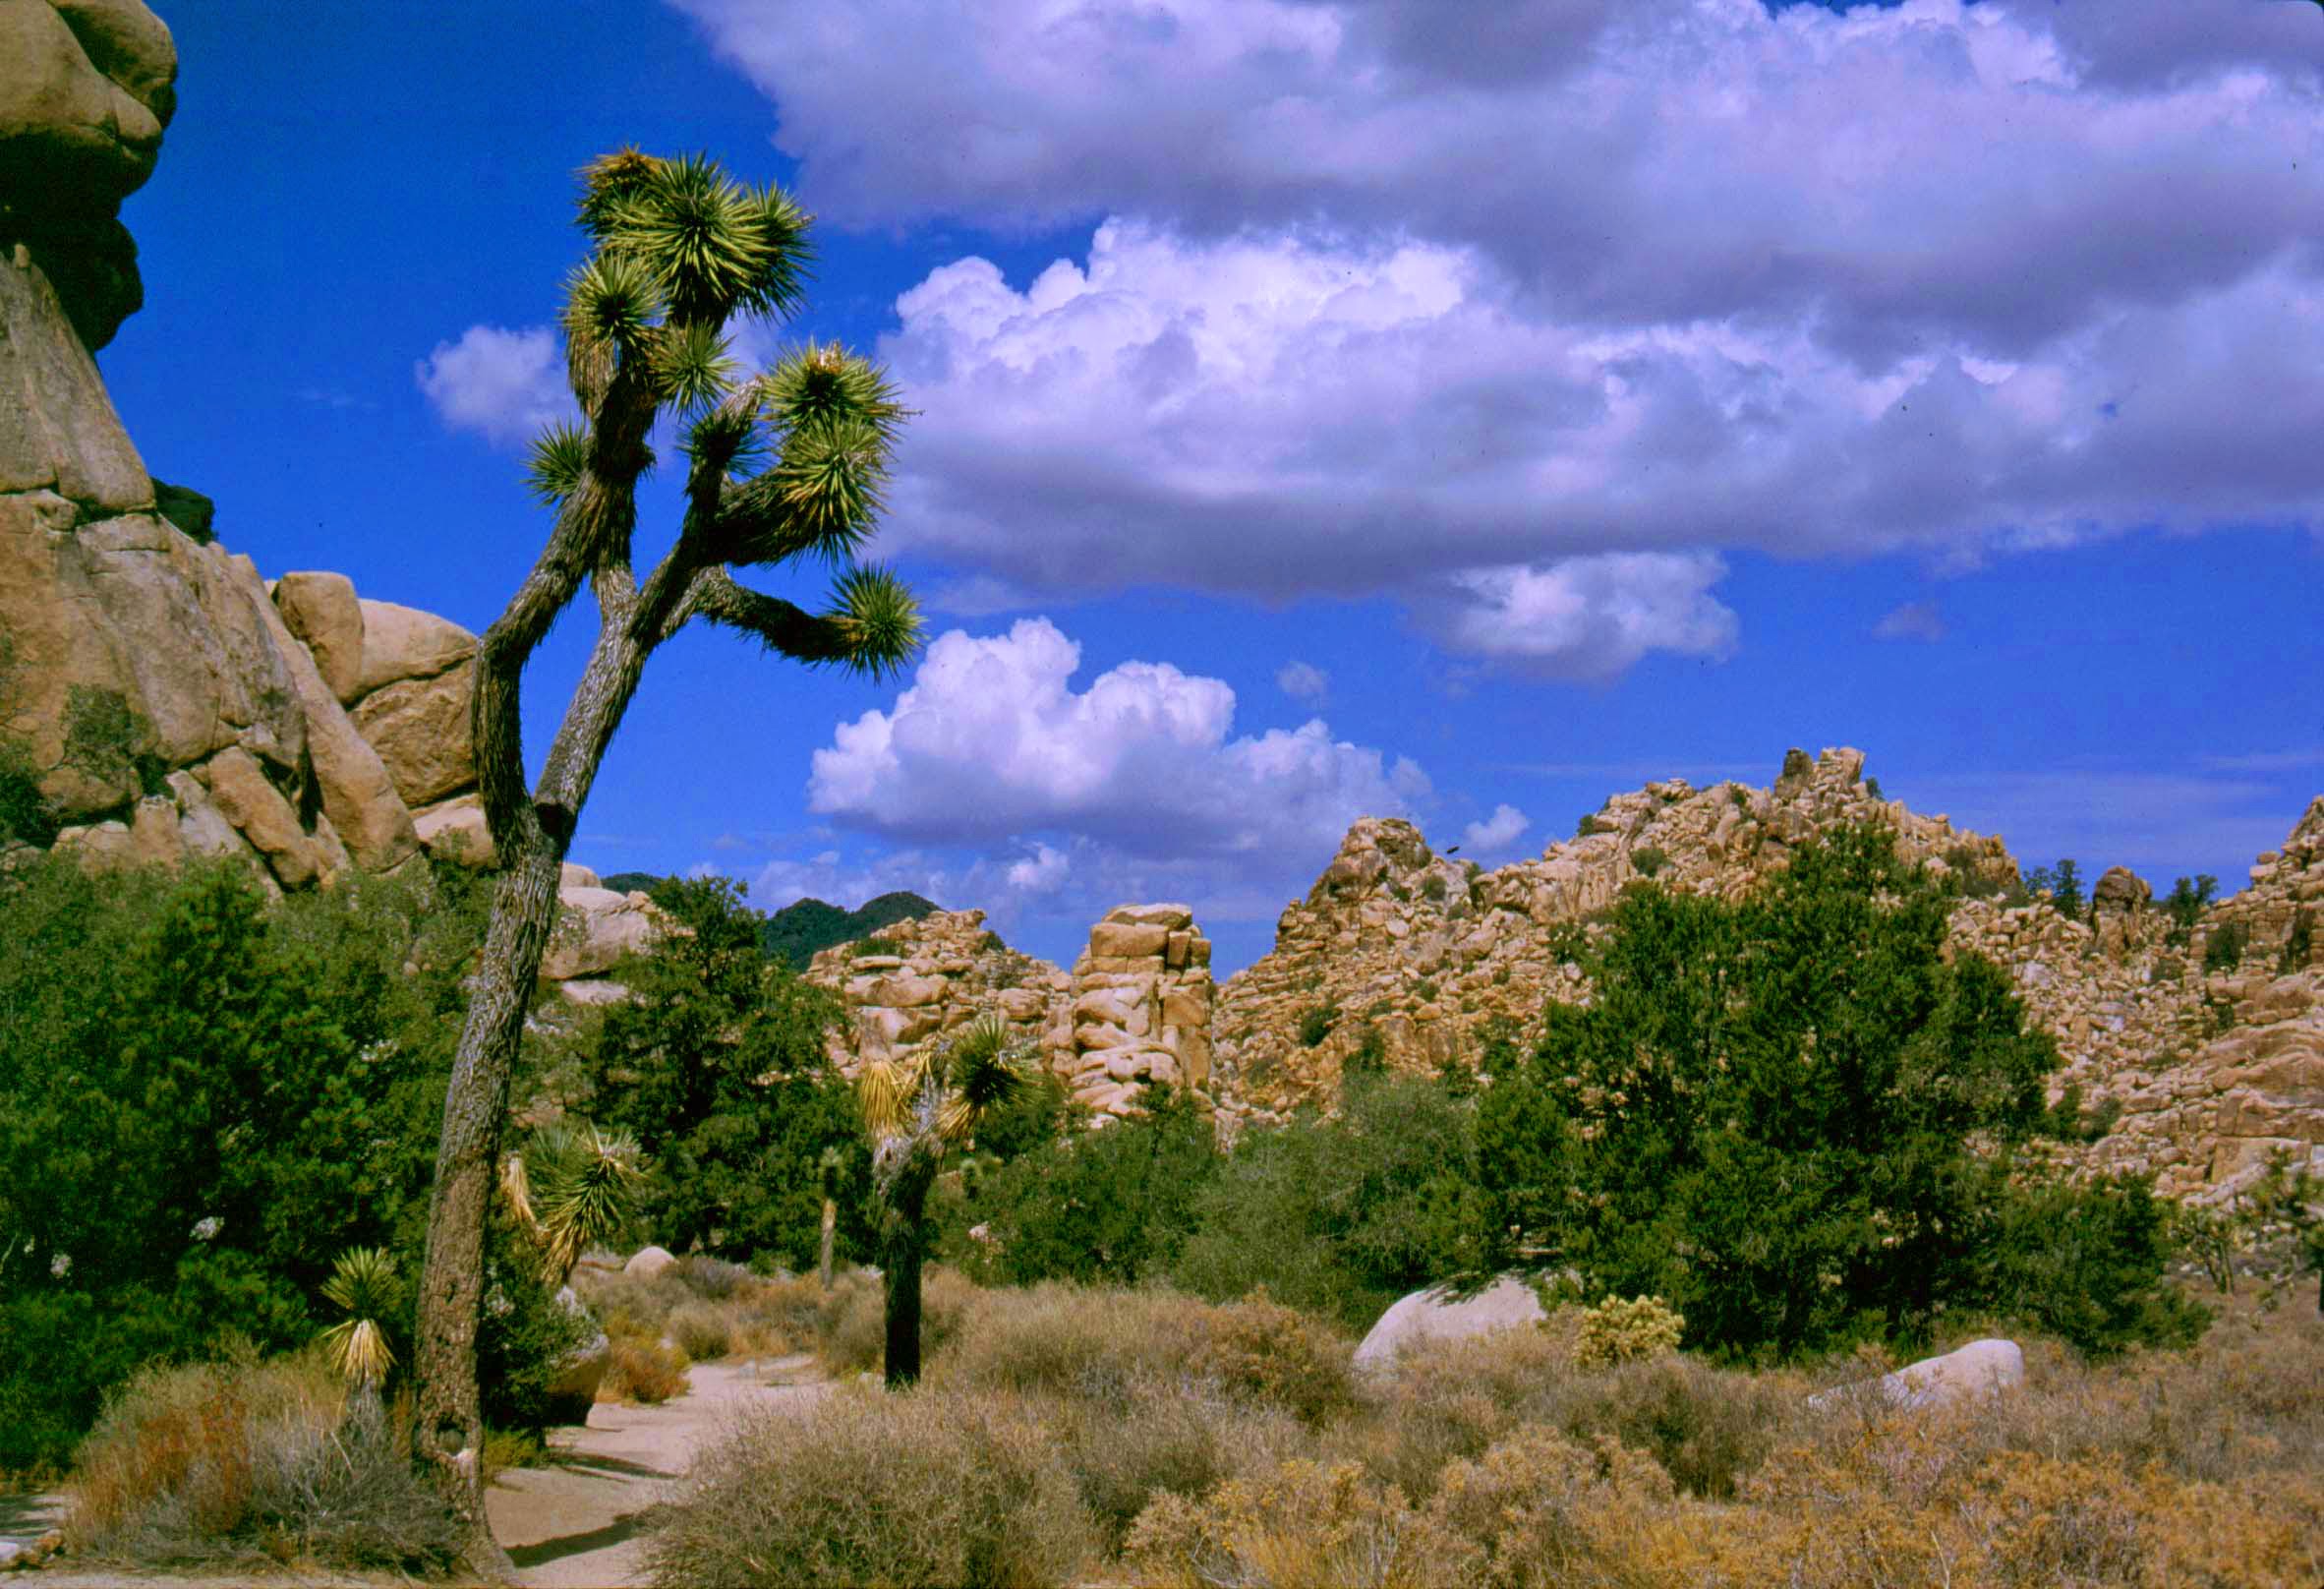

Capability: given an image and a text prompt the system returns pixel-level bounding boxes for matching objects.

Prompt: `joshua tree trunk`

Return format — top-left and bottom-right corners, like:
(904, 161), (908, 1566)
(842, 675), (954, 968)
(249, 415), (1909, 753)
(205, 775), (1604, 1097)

(819, 1196), (838, 1289)
(408, 149), (922, 1574)
(874, 1132), (940, 1387)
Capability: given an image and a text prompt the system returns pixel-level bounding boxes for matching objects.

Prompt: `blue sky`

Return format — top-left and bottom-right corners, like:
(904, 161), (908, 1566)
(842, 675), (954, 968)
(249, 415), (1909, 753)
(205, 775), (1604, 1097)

(101, 0), (2324, 974)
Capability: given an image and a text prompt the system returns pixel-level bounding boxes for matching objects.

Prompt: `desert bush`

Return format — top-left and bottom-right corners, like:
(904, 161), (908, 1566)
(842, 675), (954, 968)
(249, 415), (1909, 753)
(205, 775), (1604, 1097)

(1198, 1290), (1356, 1426)
(66, 1353), (455, 1572)
(1174, 1070), (1485, 1332)
(601, 1338), (689, 1405)
(647, 1385), (1094, 1587)
(1425, 1426), (1684, 1588)
(1571, 1295), (1684, 1367)
(1127, 1458), (1465, 1589)
(668, 1302), (733, 1360)
(1298, 1002), (1338, 1047)
(673, 1253), (753, 1300)
(1629, 845), (1667, 878)
(819, 1265), (975, 1377)
(2205, 917), (2249, 973)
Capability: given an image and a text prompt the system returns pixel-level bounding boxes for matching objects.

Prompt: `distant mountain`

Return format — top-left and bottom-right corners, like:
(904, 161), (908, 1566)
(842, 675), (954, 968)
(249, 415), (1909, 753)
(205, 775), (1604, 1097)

(763, 890), (941, 969)
(596, 874), (939, 968)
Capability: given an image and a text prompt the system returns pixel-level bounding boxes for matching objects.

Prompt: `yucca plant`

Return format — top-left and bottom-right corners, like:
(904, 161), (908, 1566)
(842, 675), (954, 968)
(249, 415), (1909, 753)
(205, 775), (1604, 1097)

(500, 1122), (645, 1285)
(414, 146), (925, 1569)
(859, 1015), (1028, 1386)
(319, 1247), (400, 1396)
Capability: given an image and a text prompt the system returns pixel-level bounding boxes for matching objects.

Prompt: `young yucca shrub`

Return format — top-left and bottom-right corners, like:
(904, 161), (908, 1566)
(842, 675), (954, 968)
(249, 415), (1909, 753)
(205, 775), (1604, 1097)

(317, 1247), (399, 1390)
(647, 1385), (1094, 1588)
(1570, 1295), (1684, 1368)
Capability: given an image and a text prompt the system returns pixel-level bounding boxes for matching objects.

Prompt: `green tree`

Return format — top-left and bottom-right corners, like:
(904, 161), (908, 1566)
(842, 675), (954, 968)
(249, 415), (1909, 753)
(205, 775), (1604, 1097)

(1479, 827), (2084, 1357)
(857, 1017), (1025, 1385)
(1175, 1070), (1487, 1331)
(413, 147), (923, 1560)
(584, 876), (872, 1269)
(957, 1086), (1219, 1287)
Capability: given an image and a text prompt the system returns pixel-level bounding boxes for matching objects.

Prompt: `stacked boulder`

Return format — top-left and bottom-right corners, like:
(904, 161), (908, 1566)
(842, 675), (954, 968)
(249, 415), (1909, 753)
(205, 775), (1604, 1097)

(1058, 905), (1216, 1118)
(803, 909), (1072, 1075)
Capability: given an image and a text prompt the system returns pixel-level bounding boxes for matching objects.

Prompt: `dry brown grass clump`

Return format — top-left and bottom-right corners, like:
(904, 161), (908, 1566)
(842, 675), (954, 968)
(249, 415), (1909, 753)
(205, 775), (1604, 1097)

(818, 1265), (977, 1377)
(646, 1384), (1095, 1588)
(600, 1337), (690, 1404)
(66, 1353), (456, 1573)
(667, 1301), (733, 1361)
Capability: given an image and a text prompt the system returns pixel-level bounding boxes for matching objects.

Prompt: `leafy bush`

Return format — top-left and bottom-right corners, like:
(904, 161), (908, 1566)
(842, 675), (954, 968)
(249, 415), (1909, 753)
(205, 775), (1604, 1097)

(0, 854), (490, 1467)
(1174, 1071), (1485, 1331)
(648, 1387), (1094, 1587)
(1985, 1174), (2208, 1357)
(1575, 812), (1607, 838)
(1630, 845), (1668, 878)
(477, 1220), (601, 1431)
(2163, 873), (2218, 948)
(1573, 1295), (1685, 1367)
(583, 875), (873, 1270)
(1422, 873), (1448, 903)
(953, 1087), (1218, 1287)
(66, 1353), (456, 1572)
(2203, 918), (2249, 974)
(1477, 826), (2121, 1359)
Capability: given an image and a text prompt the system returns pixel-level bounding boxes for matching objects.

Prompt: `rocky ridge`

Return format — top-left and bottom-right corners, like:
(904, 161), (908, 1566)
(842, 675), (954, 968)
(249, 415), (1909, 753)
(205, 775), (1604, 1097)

(0, 1), (667, 990)
(801, 904), (1219, 1121)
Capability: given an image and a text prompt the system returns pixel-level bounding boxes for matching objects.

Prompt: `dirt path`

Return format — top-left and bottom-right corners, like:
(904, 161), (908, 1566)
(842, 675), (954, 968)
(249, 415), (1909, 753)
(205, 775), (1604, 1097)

(486, 1353), (830, 1589)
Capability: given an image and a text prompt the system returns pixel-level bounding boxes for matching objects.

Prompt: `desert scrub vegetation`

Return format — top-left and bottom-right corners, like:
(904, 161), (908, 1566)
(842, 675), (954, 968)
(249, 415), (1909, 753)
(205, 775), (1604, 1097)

(65, 1351), (457, 1573)
(647, 1385), (1094, 1588)
(647, 1278), (2324, 1586)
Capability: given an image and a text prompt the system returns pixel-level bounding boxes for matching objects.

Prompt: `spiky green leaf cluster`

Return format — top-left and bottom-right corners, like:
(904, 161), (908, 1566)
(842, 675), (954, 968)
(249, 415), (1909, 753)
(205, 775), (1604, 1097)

(520, 1121), (646, 1282)
(829, 564), (923, 680)
(651, 320), (738, 415)
(762, 341), (906, 444)
(319, 1247), (400, 1387)
(586, 152), (810, 327)
(525, 420), (592, 505)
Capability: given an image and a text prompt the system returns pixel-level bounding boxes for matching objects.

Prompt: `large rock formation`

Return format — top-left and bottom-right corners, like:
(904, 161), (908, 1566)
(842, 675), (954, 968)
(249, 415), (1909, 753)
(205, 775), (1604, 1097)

(801, 904), (1219, 1121)
(1205, 746), (2323, 1197)
(0, 18), (631, 990)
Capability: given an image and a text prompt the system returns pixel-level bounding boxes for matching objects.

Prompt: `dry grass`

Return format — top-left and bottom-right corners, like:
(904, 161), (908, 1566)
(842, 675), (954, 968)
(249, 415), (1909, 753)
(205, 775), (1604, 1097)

(601, 1338), (690, 1405)
(645, 1384), (1095, 1587)
(65, 1352), (456, 1573)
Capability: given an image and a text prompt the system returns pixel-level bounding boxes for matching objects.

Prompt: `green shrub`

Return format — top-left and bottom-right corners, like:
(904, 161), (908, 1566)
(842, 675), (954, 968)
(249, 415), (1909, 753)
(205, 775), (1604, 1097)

(1630, 846), (1667, 878)
(1576, 812), (1607, 838)
(61, 684), (169, 801)
(954, 1088), (1218, 1288)
(1174, 1072), (1485, 1331)
(849, 935), (902, 959)
(1422, 873), (1448, 903)
(477, 1220), (600, 1431)
(1987, 1174), (2209, 1357)
(1573, 1296), (1685, 1367)
(2163, 874), (2218, 949)
(2203, 918), (2248, 974)
(1298, 1002), (1337, 1047)
(1476, 826), (2123, 1359)
(647, 1387), (1094, 1587)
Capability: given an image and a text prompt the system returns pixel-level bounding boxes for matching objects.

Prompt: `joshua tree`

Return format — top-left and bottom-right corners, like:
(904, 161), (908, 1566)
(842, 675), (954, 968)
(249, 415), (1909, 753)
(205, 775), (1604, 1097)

(413, 147), (921, 1569)
(500, 1121), (645, 1285)
(857, 1015), (1026, 1385)
(320, 1246), (400, 1401)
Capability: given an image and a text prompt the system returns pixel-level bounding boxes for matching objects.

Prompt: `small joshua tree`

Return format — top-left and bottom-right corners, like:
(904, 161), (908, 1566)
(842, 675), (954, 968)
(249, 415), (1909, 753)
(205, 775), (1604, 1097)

(857, 1016), (1026, 1385)
(320, 1246), (400, 1401)
(413, 147), (922, 1566)
(500, 1121), (645, 1285)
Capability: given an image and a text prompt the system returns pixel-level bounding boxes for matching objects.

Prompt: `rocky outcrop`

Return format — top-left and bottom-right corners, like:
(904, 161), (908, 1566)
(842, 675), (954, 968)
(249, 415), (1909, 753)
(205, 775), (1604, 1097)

(1352, 1277), (1548, 1376)
(1207, 747), (2322, 1197)
(1, 25), (484, 898)
(801, 904), (1218, 1120)
(542, 864), (680, 983)
(0, 0), (177, 350)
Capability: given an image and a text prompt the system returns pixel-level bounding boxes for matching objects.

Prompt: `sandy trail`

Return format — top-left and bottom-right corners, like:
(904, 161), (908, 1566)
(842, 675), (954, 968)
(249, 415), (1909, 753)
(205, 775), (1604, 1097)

(488, 1353), (830, 1589)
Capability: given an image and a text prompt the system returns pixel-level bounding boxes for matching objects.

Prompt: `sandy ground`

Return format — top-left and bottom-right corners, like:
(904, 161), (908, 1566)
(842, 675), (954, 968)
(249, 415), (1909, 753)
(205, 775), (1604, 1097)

(488, 1353), (830, 1589)
(5, 1355), (830, 1589)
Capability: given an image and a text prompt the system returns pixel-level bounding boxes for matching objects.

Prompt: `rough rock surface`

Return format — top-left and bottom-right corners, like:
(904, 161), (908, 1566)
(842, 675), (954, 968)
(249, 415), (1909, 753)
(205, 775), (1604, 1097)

(1209, 748), (2322, 1196)
(1353, 1277), (1548, 1375)
(622, 1245), (676, 1279)
(1812, 1338), (2025, 1412)
(540, 883), (679, 982)
(802, 905), (1218, 1119)
(0, 45), (480, 891)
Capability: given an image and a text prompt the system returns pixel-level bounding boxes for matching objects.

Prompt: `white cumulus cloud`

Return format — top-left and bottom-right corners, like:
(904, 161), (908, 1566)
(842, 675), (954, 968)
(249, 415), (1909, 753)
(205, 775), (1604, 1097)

(1277, 661), (1330, 704)
(807, 617), (1428, 858)
(414, 324), (569, 446)
(1461, 803), (1530, 855)
(1873, 601), (1948, 643)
